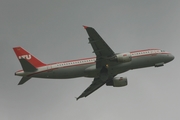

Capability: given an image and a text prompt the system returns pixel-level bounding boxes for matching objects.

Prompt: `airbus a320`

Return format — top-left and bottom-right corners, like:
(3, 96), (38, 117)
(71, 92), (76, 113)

(13, 26), (174, 100)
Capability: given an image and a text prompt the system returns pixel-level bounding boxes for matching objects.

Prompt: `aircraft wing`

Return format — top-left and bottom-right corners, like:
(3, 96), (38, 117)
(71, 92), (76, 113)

(76, 77), (108, 100)
(77, 26), (117, 100)
(83, 26), (115, 68)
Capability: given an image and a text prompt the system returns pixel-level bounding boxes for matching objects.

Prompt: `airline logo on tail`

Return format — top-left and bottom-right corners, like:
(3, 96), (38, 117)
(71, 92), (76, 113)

(18, 55), (32, 60)
(13, 47), (46, 68)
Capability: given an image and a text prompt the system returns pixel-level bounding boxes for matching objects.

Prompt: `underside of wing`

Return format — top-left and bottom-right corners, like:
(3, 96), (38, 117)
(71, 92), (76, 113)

(84, 26), (115, 57)
(83, 26), (116, 68)
(76, 77), (108, 100)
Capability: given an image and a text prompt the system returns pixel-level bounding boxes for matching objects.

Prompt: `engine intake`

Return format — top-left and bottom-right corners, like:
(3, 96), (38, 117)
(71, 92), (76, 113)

(110, 52), (132, 63)
(106, 77), (128, 87)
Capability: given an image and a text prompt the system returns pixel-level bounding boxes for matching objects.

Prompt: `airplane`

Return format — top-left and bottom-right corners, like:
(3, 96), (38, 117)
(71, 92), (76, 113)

(13, 26), (174, 100)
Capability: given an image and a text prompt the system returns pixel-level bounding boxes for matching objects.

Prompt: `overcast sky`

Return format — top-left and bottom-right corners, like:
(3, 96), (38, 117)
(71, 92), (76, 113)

(0, 0), (180, 120)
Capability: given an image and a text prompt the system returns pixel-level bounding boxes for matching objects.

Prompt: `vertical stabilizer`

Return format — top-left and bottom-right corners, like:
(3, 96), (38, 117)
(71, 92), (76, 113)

(13, 47), (46, 68)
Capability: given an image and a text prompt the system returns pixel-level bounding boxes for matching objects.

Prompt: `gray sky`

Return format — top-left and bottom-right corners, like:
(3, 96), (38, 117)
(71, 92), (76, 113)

(0, 0), (180, 120)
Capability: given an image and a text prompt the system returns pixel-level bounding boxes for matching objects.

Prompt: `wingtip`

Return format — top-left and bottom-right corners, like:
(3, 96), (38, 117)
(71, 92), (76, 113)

(75, 97), (79, 101)
(83, 25), (88, 29)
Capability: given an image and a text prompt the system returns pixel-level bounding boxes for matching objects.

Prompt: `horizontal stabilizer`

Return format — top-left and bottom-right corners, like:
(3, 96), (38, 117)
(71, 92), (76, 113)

(19, 59), (37, 72)
(18, 77), (31, 85)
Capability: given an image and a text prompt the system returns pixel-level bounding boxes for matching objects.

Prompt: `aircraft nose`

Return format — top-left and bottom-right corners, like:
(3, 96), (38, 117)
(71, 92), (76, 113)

(169, 54), (174, 61)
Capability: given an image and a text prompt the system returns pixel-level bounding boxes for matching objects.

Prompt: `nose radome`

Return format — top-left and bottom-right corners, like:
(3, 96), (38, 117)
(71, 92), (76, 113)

(169, 54), (175, 61)
(171, 54), (175, 60)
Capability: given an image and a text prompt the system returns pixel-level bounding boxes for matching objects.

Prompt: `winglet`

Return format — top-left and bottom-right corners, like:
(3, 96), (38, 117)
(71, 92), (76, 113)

(83, 25), (88, 29)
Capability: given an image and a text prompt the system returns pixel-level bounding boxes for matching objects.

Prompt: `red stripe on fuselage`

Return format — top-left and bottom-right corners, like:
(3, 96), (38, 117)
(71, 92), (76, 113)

(48, 57), (96, 65)
(130, 49), (160, 53)
(27, 62), (96, 77)
(131, 52), (170, 58)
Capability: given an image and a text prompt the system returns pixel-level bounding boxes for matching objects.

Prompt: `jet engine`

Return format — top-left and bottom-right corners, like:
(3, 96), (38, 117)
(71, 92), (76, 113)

(106, 77), (128, 87)
(110, 52), (132, 63)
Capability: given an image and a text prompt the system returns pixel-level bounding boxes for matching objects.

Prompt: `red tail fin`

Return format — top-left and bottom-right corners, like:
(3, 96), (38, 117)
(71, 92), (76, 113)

(13, 47), (46, 68)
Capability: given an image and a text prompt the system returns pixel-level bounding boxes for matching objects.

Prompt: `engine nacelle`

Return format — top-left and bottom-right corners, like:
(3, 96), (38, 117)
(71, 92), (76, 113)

(106, 77), (128, 87)
(110, 52), (132, 63)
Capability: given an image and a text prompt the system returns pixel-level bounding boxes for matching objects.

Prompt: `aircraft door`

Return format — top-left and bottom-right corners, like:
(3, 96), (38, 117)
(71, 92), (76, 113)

(46, 65), (52, 78)
(47, 65), (52, 70)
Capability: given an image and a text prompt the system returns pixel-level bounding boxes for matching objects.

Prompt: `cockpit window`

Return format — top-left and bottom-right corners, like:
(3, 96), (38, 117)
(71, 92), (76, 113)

(161, 50), (165, 52)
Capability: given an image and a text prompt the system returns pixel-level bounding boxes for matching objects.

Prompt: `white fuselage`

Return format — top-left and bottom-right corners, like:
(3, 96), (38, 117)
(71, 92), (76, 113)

(15, 49), (174, 79)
